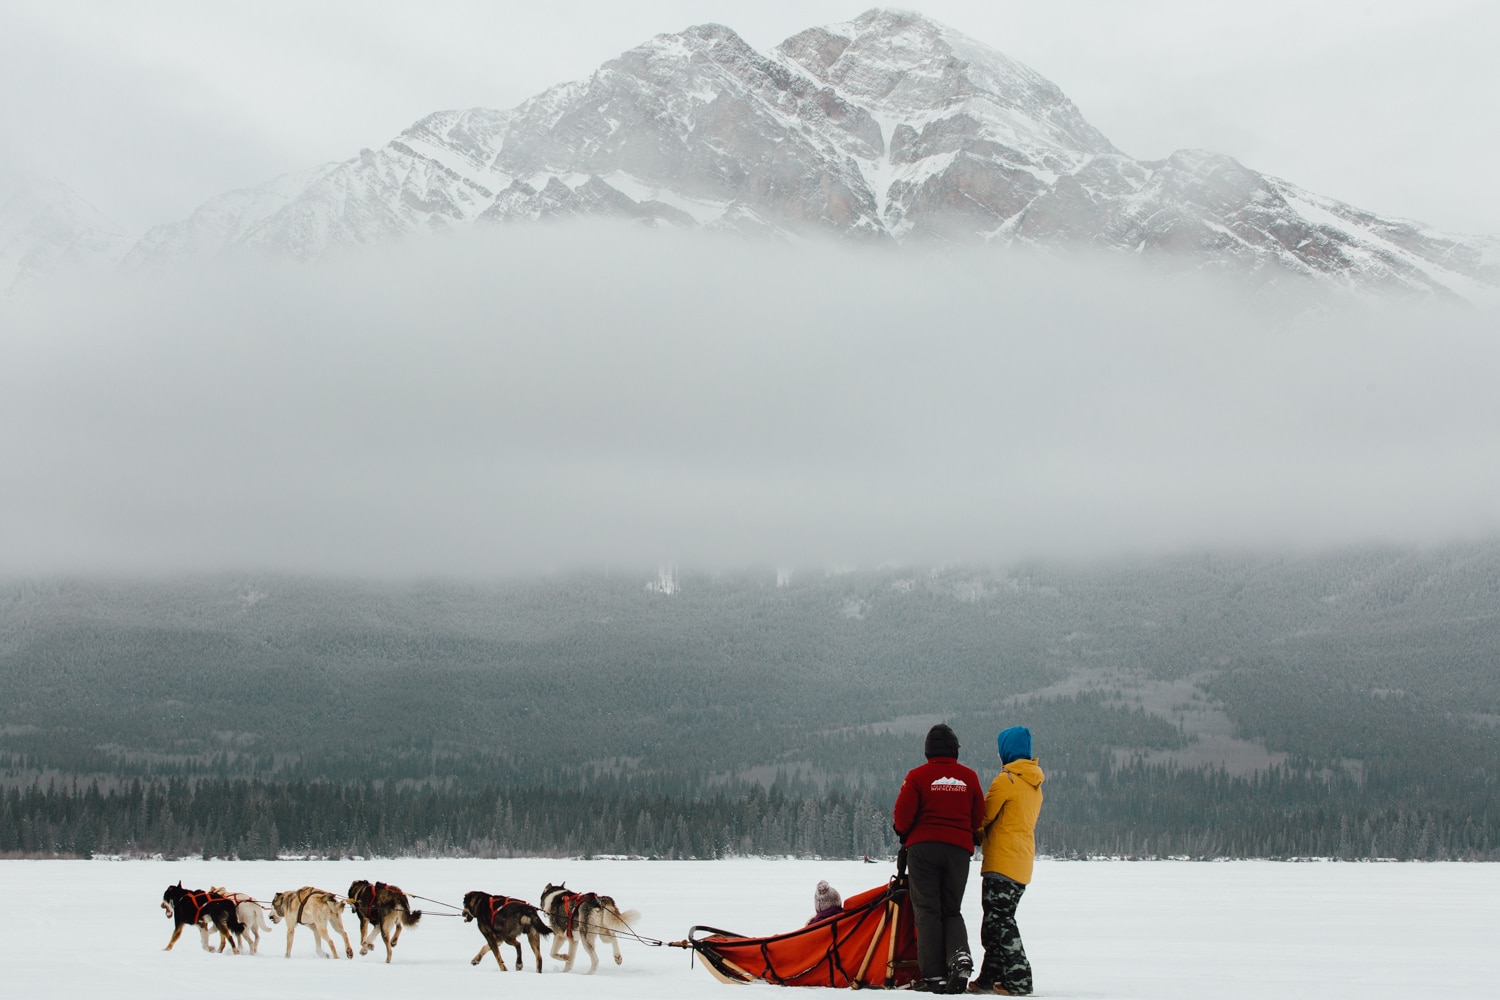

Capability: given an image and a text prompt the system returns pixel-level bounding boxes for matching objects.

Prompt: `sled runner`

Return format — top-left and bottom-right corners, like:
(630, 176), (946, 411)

(669, 877), (918, 988)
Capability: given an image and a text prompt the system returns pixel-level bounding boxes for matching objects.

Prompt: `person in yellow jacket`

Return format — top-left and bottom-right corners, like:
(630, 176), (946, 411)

(971, 726), (1044, 996)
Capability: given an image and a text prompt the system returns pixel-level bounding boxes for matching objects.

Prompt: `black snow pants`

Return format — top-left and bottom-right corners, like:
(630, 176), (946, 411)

(975, 871), (1032, 995)
(905, 840), (973, 980)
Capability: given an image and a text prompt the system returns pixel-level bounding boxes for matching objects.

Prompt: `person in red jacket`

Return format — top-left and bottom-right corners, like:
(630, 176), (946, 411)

(893, 723), (985, 993)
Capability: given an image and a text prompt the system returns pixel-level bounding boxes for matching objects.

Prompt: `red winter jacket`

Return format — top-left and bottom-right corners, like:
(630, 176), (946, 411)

(892, 756), (985, 853)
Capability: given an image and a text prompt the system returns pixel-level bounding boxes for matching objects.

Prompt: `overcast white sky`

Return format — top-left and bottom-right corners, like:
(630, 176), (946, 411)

(2, 0), (1497, 236)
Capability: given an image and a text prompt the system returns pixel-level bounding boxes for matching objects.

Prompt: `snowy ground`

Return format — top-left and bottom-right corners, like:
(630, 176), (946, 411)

(2, 857), (1495, 999)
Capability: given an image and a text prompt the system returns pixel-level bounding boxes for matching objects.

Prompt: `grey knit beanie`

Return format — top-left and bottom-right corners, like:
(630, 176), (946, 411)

(814, 880), (842, 913)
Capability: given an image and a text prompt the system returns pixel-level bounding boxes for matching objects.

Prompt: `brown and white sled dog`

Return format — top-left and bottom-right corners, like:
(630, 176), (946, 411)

(347, 880), (422, 963)
(269, 886), (355, 959)
(161, 883), (245, 954)
(540, 882), (640, 974)
(462, 891), (552, 973)
(208, 886), (273, 955)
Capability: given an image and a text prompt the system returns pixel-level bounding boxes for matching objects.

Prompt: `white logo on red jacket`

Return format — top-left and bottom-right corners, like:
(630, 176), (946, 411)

(929, 776), (969, 792)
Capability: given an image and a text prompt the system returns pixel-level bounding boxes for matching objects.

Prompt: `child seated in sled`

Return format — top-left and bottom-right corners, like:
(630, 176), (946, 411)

(806, 880), (843, 924)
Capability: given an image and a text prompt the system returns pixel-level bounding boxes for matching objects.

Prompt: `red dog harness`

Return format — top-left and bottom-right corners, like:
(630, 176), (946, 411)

(354, 881), (398, 920)
(558, 891), (599, 936)
(176, 889), (227, 924)
(476, 893), (525, 925)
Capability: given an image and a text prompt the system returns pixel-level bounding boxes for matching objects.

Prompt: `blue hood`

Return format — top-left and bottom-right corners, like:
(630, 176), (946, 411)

(997, 726), (1033, 764)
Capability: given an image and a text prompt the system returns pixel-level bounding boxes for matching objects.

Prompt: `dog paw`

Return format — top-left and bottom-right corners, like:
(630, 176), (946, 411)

(615, 955), (623, 965)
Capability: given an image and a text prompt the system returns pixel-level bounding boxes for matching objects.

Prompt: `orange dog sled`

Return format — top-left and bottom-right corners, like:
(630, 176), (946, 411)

(669, 877), (918, 988)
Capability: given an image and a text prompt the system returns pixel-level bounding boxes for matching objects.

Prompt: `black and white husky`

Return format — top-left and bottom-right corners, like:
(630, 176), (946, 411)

(161, 883), (245, 954)
(539, 882), (640, 974)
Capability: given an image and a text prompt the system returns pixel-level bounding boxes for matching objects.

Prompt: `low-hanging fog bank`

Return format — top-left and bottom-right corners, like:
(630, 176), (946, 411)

(3, 225), (1498, 577)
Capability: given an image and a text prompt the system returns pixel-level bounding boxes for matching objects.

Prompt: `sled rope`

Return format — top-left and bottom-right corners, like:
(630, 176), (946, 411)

(554, 889), (659, 947)
(344, 886), (460, 918)
(407, 892), (464, 913)
(612, 912), (663, 947)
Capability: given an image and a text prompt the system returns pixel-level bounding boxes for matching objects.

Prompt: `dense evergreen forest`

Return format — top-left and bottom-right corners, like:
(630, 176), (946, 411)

(2, 544), (1497, 860)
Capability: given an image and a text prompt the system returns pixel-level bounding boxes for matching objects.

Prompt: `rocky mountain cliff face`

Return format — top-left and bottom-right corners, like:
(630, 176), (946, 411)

(81, 10), (1500, 302)
(1, 171), (132, 298)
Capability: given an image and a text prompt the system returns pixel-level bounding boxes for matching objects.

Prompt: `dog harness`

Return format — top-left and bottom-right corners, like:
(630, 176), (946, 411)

(353, 881), (397, 920)
(475, 893), (525, 925)
(292, 888), (335, 926)
(558, 891), (599, 936)
(175, 888), (227, 924)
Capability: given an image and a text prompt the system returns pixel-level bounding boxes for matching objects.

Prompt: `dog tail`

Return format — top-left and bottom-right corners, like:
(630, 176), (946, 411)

(530, 911), (553, 937)
(401, 907), (422, 927)
(598, 897), (640, 932)
(226, 908), (247, 937)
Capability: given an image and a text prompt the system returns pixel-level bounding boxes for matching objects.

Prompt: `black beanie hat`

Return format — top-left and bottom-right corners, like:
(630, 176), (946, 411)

(924, 723), (959, 759)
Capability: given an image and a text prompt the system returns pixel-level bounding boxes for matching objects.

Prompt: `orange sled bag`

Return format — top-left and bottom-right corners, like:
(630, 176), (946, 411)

(670, 877), (919, 988)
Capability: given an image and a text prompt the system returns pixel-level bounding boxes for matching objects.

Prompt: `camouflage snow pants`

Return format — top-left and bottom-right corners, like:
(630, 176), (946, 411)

(975, 872), (1032, 995)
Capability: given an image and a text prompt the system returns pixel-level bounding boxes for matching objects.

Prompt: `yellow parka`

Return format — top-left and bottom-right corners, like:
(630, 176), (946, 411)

(979, 758), (1045, 884)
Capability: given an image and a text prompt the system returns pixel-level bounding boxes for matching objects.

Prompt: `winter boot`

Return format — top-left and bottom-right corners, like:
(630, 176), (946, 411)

(946, 951), (974, 994)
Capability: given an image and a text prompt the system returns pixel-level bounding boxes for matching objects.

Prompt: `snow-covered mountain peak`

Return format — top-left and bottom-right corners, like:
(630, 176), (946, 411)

(595, 20), (780, 109)
(596, 20), (760, 94)
(480, 17), (888, 234)
(636, 21), (752, 57)
(778, 7), (1114, 157)
(98, 10), (1497, 306)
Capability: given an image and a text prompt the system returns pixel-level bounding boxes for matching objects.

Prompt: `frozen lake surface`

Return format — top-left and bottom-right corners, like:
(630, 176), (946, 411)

(2, 857), (1494, 998)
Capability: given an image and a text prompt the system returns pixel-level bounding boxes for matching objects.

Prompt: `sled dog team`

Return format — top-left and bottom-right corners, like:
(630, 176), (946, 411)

(160, 879), (638, 972)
